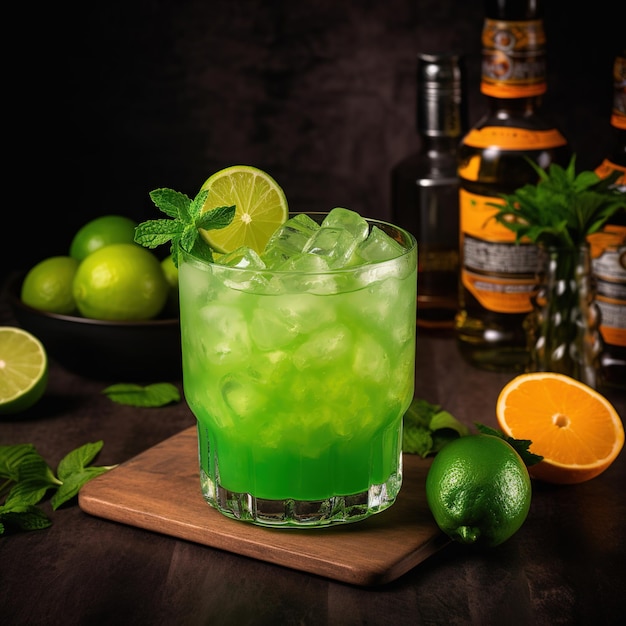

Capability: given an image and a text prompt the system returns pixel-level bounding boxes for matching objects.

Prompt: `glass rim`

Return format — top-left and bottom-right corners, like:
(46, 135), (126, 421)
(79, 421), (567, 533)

(180, 214), (417, 276)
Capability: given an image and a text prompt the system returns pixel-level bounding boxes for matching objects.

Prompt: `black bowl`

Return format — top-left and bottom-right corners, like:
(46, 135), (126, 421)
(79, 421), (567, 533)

(5, 272), (182, 382)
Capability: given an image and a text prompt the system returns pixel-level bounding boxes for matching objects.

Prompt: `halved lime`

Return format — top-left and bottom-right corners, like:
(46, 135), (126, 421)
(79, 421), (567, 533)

(0, 327), (48, 415)
(199, 165), (289, 255)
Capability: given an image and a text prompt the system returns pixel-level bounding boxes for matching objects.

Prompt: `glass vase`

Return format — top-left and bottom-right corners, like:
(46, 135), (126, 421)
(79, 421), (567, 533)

(525, 243), (603, 388)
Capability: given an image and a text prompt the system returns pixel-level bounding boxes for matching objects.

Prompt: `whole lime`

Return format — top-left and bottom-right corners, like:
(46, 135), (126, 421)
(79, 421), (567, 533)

(160, 253), (179, 317)
(161, 253), (178, 289)
(69, 215), (138, 261)
(73, 244), (168, 321)
(20, 256), (80, 314)
(425, 434), (532, 547)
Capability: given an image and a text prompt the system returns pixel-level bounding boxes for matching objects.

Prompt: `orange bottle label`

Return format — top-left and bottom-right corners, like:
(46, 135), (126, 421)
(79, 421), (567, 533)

(612, 112), (626, 130)
(595, 159), (626, 184)
(459, 189), (538, 314)
(461, 126), (567, 152)
(611, 54), (626, 129)
(481, 18), (547, 98)
(588, 225), (626, 347)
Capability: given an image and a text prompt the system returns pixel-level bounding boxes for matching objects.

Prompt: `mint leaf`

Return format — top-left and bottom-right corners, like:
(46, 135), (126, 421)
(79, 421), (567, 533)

(51, 441), (117, 510)
(402, 397), (469, 457)
(0, 506), (52, 533)
(133, 218), (185, 249)
(0, 442), (116, 534)
(429, 408), (470, 435)
(57, 441), (105, 478)
(0, 445), (59, 507)
(102, 382), (181, 407)
(403, 425), (434, 458)
(1, 443), (37, 482)
(51, 466), (112, 510)
(475, 423), (544, 467)
(196, 204), (237, 231)
(148, 188), (191, 219)
(134, 187), (235, 267)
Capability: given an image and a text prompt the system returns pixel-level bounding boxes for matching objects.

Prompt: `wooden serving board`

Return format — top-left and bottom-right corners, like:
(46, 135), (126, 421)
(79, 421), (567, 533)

(79, 426), (448, 586)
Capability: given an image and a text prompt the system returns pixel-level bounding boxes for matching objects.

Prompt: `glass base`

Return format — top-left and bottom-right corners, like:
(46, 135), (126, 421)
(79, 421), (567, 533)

(199, 463), (402, 528)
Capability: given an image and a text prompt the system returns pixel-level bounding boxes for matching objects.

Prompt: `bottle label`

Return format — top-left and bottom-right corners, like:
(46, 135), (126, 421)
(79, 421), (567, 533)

(481, 18), (547, 98)
(461, 126), (567, 153)
(595, 159), (626, 185)
(612, 112), (626, 131)
(459, 189), (538, 313)
(612, 53), (626, 130)
(588, 225), (626, 348)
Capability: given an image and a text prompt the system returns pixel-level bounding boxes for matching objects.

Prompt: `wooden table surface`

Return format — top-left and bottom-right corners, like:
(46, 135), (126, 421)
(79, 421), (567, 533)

(1, 281), (625, 626)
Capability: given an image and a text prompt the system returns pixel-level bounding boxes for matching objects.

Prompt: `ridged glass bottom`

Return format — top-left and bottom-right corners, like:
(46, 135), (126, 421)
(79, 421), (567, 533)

(199, 461), (403, 528)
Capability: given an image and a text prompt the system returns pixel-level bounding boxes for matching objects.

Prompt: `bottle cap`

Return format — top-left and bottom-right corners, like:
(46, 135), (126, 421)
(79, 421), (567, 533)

(417, 52), (468, 138)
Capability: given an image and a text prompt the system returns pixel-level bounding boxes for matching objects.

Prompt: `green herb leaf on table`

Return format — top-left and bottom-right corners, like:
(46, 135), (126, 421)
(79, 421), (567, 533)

(134, 187), (236, 266)
(51, 441), (115, 510)
(2, 445), (60, 507)
(402, 397), (470, 457)
(102, 382), (181, 407)
(488, 154), (625, 248)
(0, 505), (52, 533)
(0, 442), (116, 535)
(475, 423), (544, 467)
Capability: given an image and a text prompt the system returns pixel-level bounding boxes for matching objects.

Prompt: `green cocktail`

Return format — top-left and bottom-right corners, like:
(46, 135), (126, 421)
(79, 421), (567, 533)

(179, 210), (417, 527)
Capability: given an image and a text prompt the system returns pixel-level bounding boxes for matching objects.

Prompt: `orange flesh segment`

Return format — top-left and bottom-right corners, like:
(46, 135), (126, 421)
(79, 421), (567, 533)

(497, 374), (624, 472)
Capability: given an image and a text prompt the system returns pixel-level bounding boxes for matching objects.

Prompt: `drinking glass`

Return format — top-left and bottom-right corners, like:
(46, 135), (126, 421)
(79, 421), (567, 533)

(178, 215), (417, 527)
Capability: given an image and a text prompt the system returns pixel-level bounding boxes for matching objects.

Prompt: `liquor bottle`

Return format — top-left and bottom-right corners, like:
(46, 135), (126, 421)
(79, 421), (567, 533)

(591, 50), (626, 390)
(391, 52), (468, 331)
(455, 0), (570, 372)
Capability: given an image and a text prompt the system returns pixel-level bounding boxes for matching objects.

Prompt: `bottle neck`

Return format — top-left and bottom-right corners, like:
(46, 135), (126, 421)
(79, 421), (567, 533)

(420, 134), (461, 155)
(480, 16), (547, 100)
(415, 53), (468, 145)
(485, 0), (542, 20)
(485, 95), (544, 117)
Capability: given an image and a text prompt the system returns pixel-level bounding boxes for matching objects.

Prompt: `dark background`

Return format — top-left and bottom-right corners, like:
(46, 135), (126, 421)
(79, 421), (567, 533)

(5, 0), (625, 281)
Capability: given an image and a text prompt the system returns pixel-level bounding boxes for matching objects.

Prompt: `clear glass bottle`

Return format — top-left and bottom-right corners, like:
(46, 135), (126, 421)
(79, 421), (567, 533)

(391, 52), (468, 331)
(591, 49), (626, 391)
(455, 0), (571, 372)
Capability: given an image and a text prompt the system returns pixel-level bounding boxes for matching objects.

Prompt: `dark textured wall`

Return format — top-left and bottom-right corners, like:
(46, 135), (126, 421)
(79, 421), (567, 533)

(6, 0), (625, 275)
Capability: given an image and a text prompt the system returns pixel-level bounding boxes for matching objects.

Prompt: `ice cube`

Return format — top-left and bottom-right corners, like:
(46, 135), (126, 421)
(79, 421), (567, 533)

(220, 371), (268, 421)
(218, 246), (266, 269)
(356, 226), (405, 262)
(273, 293), (337, 333)
(302, 226), (358, 268)
(352, 333), (391, 383)
(322, 207), (369, 243)
(278, 252), (331, 273)
(250, 307), (299, 350)
(271, 256), (340, 294)
(293, 323), (352, 370)
(262, 213), (320, 268)
(199, 304), (251, 365)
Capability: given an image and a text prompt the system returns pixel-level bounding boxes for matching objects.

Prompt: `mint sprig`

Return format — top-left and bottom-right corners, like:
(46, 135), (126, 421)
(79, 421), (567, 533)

(134, 187), (235, 266)
(102, 382), (181, 407)
(0, 442), (116, 534)
(489, 154), (625, 249)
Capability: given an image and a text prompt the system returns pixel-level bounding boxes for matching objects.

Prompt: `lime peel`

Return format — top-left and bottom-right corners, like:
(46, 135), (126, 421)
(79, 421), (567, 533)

(0, 327), (48, 415)
(199, 165), (289, 255)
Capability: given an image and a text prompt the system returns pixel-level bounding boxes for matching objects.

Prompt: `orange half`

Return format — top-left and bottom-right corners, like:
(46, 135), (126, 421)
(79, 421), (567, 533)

(496, 372), (624, 484)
